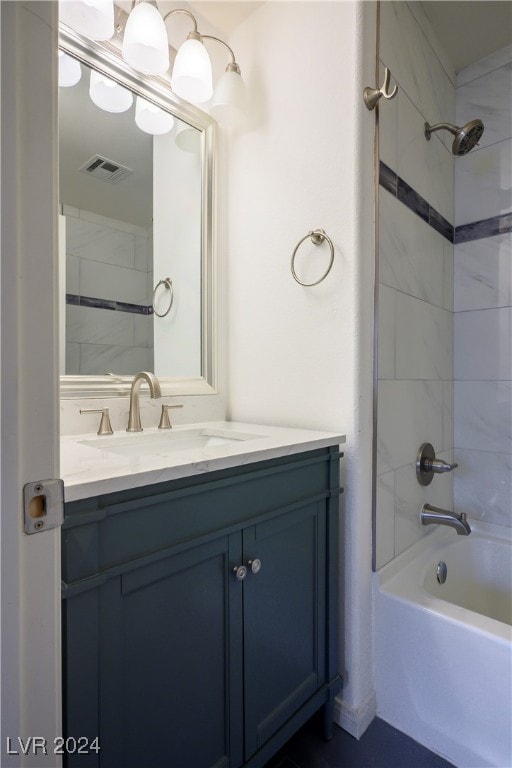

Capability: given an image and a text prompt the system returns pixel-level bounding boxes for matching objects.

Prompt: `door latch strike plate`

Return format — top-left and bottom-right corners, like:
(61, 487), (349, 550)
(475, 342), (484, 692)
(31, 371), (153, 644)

(23, 479), (64, 535)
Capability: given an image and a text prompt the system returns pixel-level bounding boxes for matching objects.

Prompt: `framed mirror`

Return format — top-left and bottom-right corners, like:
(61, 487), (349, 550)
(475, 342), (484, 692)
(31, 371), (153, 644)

(58, 22), (217, 398)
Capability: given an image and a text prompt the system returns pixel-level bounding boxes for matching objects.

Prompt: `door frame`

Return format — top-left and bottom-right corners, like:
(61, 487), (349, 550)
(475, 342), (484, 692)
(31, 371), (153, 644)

(1, 2), (61, 765)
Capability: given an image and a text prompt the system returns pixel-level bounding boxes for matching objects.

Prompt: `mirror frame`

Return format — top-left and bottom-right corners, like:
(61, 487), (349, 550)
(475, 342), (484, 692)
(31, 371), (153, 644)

(58, 23), (217, 399)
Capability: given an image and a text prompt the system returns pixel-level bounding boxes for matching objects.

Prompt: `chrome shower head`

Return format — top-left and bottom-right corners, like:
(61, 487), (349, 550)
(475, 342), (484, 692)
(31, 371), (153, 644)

(424, 119), (484, 156)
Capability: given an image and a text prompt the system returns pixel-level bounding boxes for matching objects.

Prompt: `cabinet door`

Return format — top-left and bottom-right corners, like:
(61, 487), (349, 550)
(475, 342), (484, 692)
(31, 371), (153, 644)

(67, 533), (244, 768)
(242, 502), (326, 759)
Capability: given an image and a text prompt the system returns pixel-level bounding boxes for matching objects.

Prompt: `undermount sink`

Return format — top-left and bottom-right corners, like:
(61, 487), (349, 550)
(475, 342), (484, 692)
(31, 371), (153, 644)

(80, 427), (263, 457)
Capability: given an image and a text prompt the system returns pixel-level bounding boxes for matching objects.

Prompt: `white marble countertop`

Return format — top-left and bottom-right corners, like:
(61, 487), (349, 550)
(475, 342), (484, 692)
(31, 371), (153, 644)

(60, 421), (346, 502)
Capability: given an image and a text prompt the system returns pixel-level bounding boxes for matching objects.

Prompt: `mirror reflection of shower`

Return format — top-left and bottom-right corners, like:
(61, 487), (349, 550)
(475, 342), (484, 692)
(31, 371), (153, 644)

(424, 118), (484, 155)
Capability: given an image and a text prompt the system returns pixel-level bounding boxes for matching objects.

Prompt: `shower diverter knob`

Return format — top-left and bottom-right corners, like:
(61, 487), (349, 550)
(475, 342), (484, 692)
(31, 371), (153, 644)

(416, 443), (458, 486)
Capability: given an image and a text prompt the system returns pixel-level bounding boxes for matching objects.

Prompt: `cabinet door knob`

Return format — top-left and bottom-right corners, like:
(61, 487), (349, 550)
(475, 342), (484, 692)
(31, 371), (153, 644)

(233, 565), (248, 581)
(248, 559), (262, 574)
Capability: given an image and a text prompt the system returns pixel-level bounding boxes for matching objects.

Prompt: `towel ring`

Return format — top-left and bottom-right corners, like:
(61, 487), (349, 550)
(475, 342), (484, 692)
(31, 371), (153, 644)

(152, 277), (174, 317)
(291, 229), (335, 286)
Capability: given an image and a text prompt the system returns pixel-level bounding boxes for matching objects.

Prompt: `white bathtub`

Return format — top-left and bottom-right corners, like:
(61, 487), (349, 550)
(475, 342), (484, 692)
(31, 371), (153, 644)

(373, 519), (512, 768)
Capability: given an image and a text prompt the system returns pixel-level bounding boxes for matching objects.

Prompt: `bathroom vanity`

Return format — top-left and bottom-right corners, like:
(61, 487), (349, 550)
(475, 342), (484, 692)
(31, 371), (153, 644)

(61, 423), (344, 768)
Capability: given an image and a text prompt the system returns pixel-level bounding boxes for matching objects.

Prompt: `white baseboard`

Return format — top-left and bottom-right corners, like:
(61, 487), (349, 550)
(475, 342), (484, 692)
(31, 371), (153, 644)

(333, 691), (377, 739)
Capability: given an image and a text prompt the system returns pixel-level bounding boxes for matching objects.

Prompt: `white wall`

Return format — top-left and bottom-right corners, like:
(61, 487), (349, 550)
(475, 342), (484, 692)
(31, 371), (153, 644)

(223, 0), (377, 736)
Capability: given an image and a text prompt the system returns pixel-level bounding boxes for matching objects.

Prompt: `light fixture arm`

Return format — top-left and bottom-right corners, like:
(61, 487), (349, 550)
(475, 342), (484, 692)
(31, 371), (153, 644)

(162, 8), (199, 34)
(160, 9), (240, 72)
(201, 35), (240, 73)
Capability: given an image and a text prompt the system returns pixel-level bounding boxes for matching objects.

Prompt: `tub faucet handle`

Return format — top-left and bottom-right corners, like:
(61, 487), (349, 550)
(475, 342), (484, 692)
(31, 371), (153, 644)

(429, 458), (459, 473)
(416, 443), (458, 486)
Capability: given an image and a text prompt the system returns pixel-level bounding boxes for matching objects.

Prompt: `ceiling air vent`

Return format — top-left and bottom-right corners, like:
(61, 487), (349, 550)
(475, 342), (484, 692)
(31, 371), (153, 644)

(79, 155), (133, 183)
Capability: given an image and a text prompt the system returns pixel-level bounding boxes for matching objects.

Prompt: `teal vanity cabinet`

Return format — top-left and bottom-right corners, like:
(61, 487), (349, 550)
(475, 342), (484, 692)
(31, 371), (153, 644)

(62, 446), (343, 768)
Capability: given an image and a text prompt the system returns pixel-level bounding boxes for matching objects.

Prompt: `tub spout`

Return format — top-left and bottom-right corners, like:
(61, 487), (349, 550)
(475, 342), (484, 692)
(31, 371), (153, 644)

(420, 504), (471, 535)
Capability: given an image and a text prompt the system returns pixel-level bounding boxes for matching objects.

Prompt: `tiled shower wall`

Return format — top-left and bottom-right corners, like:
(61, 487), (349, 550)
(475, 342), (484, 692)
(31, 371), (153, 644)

(453, 45), (512, 528)
(375, 2), (455, 569)
(64, 205), (154, 375)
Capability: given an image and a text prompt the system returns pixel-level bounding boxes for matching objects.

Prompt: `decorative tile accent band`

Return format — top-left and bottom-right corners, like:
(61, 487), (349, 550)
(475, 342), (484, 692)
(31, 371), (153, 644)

(379, 161), (512, 245)
(454, 211), (512, 244)
(66, 293), (153, 315)
(379, 162), (454, 242)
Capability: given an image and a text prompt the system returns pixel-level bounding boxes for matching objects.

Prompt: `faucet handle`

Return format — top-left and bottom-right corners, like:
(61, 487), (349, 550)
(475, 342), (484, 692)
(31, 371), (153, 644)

(416, 443), (457, 486)
(80, 407), (113, 436)
(158, 404), (183, 430)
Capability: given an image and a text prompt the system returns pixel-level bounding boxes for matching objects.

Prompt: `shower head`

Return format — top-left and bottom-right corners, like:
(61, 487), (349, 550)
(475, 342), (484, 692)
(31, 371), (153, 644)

(424, 119), (484, 156)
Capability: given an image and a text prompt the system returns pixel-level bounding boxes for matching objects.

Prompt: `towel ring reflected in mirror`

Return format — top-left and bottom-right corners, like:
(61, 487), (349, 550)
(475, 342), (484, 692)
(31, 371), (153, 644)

(291, 229), (335, 286)
(153, 277), (174, 317)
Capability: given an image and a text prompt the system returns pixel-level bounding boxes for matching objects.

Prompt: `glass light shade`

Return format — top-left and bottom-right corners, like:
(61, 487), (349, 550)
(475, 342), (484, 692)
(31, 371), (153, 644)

(135, 97), (174, 135)
(175, 122), (201, 152)
(171, 38), (213, 103)
(58, 51), (82, 87)
(122, 2), (170, 75)
(210, 69), (247, 124)
(59, 0), (114, 41)
(89, 70), (133, 113)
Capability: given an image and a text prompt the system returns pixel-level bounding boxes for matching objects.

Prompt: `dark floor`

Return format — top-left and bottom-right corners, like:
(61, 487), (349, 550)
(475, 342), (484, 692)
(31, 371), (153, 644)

(264, 713), (454, 768)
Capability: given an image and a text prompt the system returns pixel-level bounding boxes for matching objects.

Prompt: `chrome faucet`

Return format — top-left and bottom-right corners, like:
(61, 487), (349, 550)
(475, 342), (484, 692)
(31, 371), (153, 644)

(127, 371), (162, 432)
(420, 503), (471, 536)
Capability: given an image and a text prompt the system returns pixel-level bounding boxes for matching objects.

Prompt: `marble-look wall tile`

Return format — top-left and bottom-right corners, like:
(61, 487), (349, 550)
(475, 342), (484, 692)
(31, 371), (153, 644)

(378, 284), (396, 380)
(454, 307), (512, 381)
(135, 232), (151, 273)
(76, 208), (148, 237)
(66, 216), (135, 269)
(395, 292), (452, 380)
(380, 1), (455, 153)
(375, 471), (395, 570)
(378, 379), (443, 474)
(457, 44), (512, 87)
(66, 254), (79, 294)
(379, 188), (445, 307)
(378, 60), (399, 171)
(394, 450), (454, 556)
(442, 380), (454, 453)
(454, 448), (512, 526)
(80, 259), (148, 305)
(455, 380), (512, 454)
(62, 204), (80, 219)
(66, 304), (135, 347)
(456, 62), (512, 150)
(406, 1), (456, 87)
(397, 88), (454, 223)
(454, 234), (512, 311)
(455, 140), (512, 226)
(79, 343), (151, 376)
(443, 239), (454, 311)
(66, 342), (80, 374)
(134, 314), (153, 349)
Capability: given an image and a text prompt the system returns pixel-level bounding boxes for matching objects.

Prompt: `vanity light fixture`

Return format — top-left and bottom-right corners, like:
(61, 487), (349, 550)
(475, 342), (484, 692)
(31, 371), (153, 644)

(58, 50), (82, 87)
(122, 1), (170, 76)
(135, 96), (175, 135)
(174, 120), (200, 152)
(59, 0), (246, 121)
(59, 0), (115, 41)
(166, 9), (212, 103)
(209, 49), (246, 124)
(89, 70), (133, 112)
